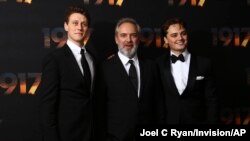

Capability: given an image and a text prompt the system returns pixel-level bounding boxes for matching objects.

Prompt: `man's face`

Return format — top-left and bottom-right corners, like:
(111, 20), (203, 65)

(115, 22), (139, 58)
(64, 13), (88, 46)
(164, 24), (188, 53)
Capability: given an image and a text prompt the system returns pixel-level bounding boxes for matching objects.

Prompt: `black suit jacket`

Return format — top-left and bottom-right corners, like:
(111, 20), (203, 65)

(94, 54), (162, 141)
(38, 44), (96, 141)
(156, 49), (218, 124)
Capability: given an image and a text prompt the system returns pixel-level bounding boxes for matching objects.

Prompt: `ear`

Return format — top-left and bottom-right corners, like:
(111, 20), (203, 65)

(164, 36), (168, 44)
(64, 22), (68, 32)
(115, 35), (118, 44)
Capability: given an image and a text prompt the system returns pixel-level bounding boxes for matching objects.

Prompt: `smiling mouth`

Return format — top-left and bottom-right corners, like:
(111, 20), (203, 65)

(175, 42), (185, 45)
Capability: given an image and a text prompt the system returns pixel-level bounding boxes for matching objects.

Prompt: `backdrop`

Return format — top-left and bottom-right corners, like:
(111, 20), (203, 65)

(0, 0), (250, 140)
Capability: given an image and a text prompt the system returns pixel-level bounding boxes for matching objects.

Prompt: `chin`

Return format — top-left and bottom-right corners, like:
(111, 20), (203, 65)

(75, 38), (84, 42)
(176, 46), (186, 50)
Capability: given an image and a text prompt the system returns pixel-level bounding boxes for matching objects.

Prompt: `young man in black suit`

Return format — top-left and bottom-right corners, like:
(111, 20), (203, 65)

(94, 17), (163, 141)
(156, 18), (219, 124)
(38, 5), (96, 141)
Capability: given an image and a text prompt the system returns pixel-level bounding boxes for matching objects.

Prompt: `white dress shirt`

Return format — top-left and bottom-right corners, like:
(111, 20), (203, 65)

(170, 49), (191, 95)
(67, 40), (94, 87)
(118, 52), (141, 97)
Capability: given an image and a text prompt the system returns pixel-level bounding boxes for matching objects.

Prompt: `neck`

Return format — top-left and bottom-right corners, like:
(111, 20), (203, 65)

(69, 39), (84, 47)
(171, 49), (186, 56)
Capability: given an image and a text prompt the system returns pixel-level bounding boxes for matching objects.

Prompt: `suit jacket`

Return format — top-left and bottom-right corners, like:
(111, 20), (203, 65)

(156, 49), (218, 124)
(94, 54), (162, 141)
(38, 44), (96, 141)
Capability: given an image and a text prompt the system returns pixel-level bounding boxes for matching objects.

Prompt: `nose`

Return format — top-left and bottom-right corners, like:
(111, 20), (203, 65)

(177, 34), (184, 40)
(77, 24), (83, 30)
(126, 35), (132, 42)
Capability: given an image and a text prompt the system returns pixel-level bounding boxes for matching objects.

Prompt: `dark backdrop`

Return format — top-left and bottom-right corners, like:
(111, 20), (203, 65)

(0, 0), (250, 140)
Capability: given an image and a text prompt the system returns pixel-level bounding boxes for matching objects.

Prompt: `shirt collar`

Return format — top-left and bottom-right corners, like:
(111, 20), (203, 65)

(118, 52), (138, 66)
(170, 49), (189, 61)
(67, 40), (85, 54)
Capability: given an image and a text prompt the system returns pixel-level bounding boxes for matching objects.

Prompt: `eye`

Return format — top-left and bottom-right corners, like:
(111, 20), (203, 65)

(81, 22), (88, 27)
(170, 33), (177, 38)
(120, 33), (127, 38)
(131, 33), (138, 38)
(72, 21), (78, 25)
(181, 31), (187, 36)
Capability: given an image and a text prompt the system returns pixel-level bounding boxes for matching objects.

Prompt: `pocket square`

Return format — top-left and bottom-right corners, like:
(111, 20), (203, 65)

(196, 76), (204, 80)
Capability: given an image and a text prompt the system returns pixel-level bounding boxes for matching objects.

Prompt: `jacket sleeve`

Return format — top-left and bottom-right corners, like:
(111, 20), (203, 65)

(38, 53), (60, 141)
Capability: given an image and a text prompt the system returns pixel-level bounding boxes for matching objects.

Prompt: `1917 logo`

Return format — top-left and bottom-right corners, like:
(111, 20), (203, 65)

(168, 0), (206, 7)
(83, 0), (124, 6)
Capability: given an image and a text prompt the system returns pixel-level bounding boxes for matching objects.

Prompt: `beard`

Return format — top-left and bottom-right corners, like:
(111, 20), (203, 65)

(118, 45), (138, 58)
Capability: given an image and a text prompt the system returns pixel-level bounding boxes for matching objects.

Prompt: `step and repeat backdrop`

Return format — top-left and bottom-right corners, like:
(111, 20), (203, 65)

(0, 0), (250, 140)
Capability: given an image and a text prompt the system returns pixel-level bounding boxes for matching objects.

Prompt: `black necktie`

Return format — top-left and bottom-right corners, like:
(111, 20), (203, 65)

(81, 49), (91, 90)
(171, 54), (185, 63)
(128, 60), (138, 91)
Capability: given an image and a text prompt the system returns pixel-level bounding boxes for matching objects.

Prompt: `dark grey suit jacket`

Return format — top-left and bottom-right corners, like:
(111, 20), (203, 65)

(156, 49), (219, 124)
(38, 44), (96, 141)
(94, 54), (163, 141)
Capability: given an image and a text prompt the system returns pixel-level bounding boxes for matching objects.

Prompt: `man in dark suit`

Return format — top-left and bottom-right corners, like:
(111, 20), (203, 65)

(38, 5), (96, 141)
(94, 17), (163, 141)
(156, 18), (219, 124)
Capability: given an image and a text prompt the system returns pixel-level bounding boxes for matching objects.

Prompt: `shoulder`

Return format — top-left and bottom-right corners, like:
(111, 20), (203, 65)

(191, 53), (215, 72)
(155, 48), (170, 62)
(154, 53), (170, 68)
(46, 46), (68, 57)
(106, 53), (116, 61)
(100, 53), (118, 67)
(139, 57), (155, 66)
(193, 53), (212, 64)
(42, 46), (69, 64)
(156, 53), (167, 61)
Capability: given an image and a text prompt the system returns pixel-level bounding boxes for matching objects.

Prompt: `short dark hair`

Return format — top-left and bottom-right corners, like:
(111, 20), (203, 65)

(64, 5), (91, 26)
(161, 18), (187, 36)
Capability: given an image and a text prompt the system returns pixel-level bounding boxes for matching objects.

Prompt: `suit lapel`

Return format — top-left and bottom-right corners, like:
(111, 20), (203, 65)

(138, 59), (145, 100)
(183, 54), (197, 95)
(85, 47), (96, 88)
(114, 55), (138, 96)
(162, 52), (180, 96)
(63, 45), (84, 80)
